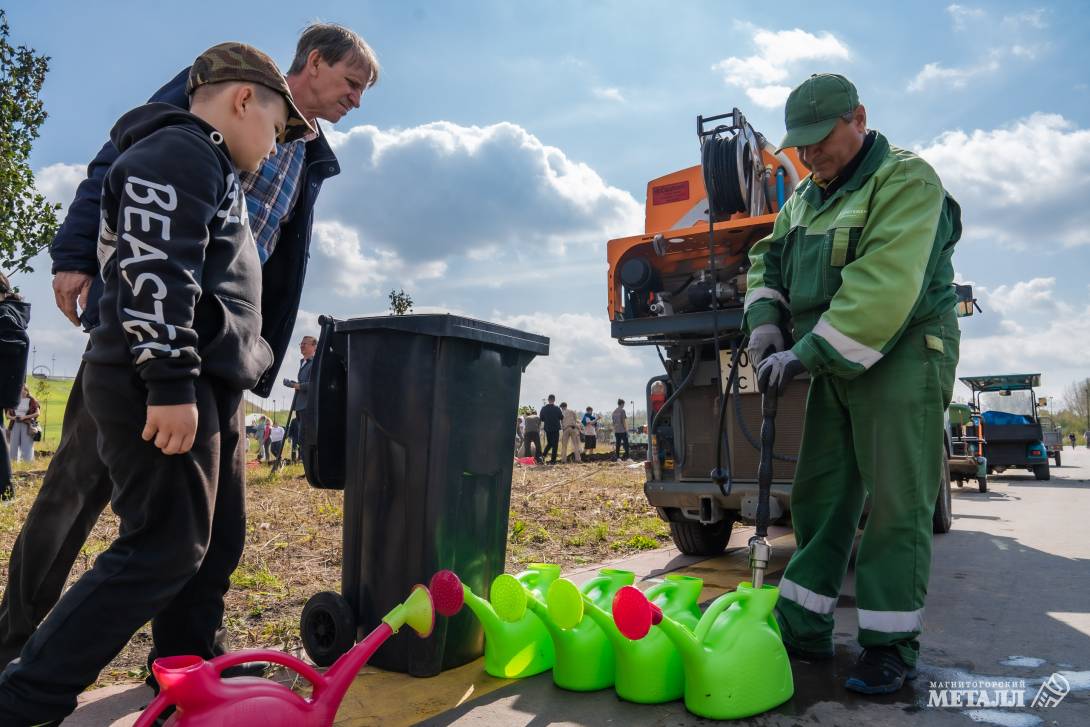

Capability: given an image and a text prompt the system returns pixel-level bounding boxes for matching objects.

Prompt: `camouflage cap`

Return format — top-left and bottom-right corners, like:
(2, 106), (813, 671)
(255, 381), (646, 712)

(187, 42), (315, 143)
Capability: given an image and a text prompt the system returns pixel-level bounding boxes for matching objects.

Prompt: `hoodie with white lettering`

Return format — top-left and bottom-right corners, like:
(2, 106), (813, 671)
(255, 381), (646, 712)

(85, 102), (274, 405)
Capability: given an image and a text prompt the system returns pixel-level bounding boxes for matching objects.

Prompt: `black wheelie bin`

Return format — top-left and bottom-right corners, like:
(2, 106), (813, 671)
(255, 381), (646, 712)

(299, 314), (548, 676)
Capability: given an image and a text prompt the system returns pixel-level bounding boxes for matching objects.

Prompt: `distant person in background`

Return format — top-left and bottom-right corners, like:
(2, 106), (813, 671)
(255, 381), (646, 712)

(539, 394), (563, 464)
(559, 402), (581, 464)
(612, 398), (630, 461)
(582, 406), (599, 454)
(0, 274), (30, 502)
(269, 422), (286, 462)
(6, 385), (40, 464)
(287, 335), (317, 462)
(1070, 432), (1077, 450)
(1085, 429), (1090, 449)
(522, 409), (542, 462)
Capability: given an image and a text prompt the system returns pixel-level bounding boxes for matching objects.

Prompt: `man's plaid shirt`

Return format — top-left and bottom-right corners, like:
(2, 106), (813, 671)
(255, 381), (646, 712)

(241, 137), (309, 264)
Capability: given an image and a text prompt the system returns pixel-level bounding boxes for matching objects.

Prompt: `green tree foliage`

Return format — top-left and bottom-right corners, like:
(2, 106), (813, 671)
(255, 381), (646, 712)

(1063, 378), (1090, 432)
(1, 10), (58, 273)
(388, 288), (413, 315)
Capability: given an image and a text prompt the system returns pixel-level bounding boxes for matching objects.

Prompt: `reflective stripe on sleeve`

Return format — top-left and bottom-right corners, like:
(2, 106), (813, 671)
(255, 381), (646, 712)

(779, 578), (838, 615)
(744, 286), (788, 312)
(812, 318), (883, 369)
(858, 607), (925, 634)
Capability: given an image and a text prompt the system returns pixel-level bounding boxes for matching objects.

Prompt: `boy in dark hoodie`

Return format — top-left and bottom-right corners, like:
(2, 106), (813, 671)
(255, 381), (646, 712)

(0, 43), (314, 723)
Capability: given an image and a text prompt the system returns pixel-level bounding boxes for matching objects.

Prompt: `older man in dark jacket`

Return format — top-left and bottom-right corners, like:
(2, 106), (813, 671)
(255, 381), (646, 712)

(0, 24), (379, 676)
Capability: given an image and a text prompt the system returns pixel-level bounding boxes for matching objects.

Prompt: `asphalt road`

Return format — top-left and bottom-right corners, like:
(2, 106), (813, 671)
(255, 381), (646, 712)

(423, 448), (1090, 727)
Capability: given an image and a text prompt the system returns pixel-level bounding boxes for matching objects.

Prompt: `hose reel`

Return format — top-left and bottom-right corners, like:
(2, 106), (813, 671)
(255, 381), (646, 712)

(698, 108), (770, 221)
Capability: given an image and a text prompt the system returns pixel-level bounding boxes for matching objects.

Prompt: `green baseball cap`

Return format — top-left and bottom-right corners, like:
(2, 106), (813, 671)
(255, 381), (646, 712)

(187, 42), (315, 143)
(778, 73), (859, 151)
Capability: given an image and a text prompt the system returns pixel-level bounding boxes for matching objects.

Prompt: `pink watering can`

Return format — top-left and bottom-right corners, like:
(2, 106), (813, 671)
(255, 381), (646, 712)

(135, 570), (465, 727)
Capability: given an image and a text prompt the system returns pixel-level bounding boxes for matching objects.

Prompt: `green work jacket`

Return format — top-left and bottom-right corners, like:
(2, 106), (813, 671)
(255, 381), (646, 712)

(743, 131), (962, 379)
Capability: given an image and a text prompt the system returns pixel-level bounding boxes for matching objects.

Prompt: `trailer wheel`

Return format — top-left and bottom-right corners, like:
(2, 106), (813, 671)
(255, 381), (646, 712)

(301, 591), (356, 667)
(669, 517), (734, 556)
(1033, 463), (1051, 481)
(933, 462), (952, 534)
(977, 475), (988, 493)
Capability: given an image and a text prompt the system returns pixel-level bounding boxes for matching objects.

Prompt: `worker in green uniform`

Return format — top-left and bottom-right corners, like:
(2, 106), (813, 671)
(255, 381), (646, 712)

(743, 73), (962, 695)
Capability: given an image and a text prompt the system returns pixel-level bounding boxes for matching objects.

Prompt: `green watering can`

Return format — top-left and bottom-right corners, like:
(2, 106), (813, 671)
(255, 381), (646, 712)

(546, 573), (703, 704)
(494, 567), (634, 691)
(613, 581), (794, 720)
(461, 563), (559, 678)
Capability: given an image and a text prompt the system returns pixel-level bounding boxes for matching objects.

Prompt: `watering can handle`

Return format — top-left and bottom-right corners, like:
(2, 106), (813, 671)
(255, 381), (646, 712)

(694, 590), (747, 641)
(212, 648), (328, 697)
(132, 693), (172, 727)
(581, 575), (608, 601)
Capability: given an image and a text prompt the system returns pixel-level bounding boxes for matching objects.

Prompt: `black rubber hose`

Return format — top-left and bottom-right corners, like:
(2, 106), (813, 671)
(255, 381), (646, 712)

(756, 383), (778, 538)
(702, 133), (745, 221)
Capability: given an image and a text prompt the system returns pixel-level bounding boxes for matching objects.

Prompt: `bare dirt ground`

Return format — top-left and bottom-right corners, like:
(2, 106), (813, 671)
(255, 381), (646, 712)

(0, 455), (661, 688)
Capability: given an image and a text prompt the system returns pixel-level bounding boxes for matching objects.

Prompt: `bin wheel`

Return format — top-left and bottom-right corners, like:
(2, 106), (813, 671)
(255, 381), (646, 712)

(1033, 463), (1051, 481)
(669, 517), (734, 556)
(301, 591), (356, 667)
(977, 475), (988, 493)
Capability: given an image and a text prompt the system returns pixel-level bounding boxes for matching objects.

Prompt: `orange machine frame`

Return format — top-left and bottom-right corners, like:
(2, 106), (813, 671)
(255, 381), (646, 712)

(606, 147), (804, 322)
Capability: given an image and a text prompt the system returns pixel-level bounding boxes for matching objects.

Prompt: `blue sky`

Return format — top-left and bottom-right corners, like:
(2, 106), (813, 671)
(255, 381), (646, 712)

(7, 0), (1090, 411)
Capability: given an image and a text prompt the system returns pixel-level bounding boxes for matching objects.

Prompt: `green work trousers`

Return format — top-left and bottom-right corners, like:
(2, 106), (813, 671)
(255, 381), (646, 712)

(775, 313), (959, 666)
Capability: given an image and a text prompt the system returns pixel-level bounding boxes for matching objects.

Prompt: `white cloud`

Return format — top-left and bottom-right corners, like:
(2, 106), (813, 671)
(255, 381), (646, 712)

(34, 162), (85, 218)
(310, 220), (446, 297)
(491, 311), (656, 412)
(955, 282), (1090, 400)
(916, 113), (1090, 249)
(947, 4), (985, 30)
(712, 27), (851, 109)
(314, 121), (642, 284)
(907, 54), (1001, 92)
(1002, 9), (1047, 29)
(984, 277), (1068, 317)
(592, 87), (625, 103)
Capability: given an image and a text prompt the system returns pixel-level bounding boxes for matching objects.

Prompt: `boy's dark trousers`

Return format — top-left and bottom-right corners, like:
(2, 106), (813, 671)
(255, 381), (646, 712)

(614, 432), (630, 460)
(543, 430), (560, 463)
(0, 364), (246, 722)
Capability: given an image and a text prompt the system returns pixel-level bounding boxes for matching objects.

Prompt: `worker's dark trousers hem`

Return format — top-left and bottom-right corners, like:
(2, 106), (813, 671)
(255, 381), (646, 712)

(543, 430), (559, 462)
(614, 432), (630, 459)
(0, 362), (112, 667)
(0, 364), (246, 722)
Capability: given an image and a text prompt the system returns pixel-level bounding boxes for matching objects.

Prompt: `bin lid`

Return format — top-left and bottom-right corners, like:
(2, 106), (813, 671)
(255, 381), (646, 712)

(334, 314), (550, 356)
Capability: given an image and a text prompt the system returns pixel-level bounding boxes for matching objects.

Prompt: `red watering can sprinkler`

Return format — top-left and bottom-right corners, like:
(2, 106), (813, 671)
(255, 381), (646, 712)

(135, 570), (465, 727)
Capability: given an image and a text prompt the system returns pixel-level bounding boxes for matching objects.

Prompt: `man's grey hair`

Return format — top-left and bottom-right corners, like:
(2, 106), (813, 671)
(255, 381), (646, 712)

(288, 22), (380, 89)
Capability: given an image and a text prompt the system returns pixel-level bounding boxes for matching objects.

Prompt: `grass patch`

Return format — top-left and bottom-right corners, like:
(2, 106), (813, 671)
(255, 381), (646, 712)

(230, 562), (283, 591)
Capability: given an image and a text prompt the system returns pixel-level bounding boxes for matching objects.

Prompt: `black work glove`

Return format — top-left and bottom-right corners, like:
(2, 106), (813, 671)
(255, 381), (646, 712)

(756, 350), (806, 395)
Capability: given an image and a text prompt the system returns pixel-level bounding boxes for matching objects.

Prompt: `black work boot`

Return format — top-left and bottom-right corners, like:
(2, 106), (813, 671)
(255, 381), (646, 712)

(844, 646), (917, 694)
